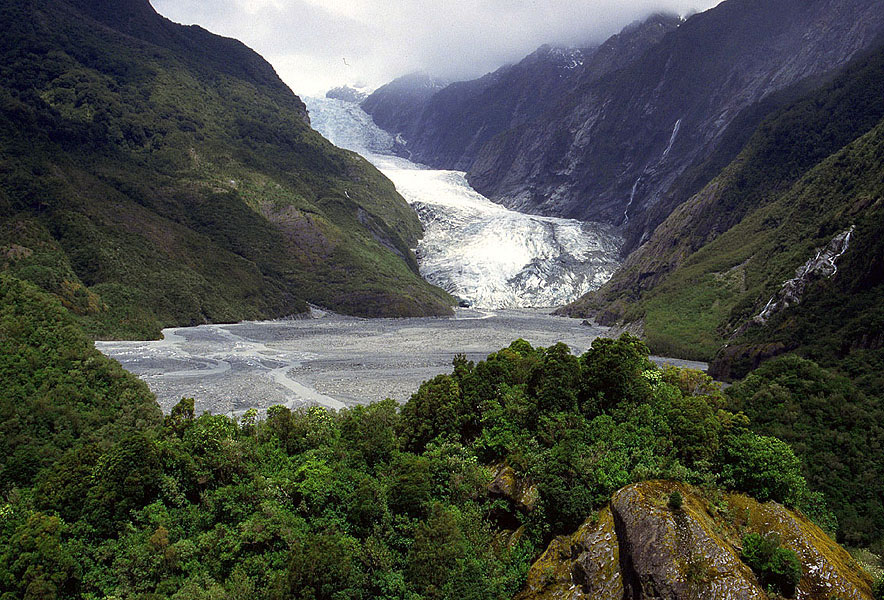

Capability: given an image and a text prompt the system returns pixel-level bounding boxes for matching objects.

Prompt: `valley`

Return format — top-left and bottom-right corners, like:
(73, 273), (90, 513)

(3, 0), (884, 598)
(96, 307), (708, 415)
(305, 96), (622, 308)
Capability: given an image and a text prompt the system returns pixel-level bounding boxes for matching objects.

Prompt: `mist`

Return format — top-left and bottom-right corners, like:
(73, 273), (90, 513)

(150, 0), (722, 96)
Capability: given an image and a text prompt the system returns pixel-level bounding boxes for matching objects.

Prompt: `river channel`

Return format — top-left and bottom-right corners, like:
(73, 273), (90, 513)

(96, 308), (707, 416)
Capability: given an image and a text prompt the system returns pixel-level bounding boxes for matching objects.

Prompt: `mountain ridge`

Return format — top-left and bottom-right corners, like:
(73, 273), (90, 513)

(0, 0), (453, 339)
(361, 0), (884, 255)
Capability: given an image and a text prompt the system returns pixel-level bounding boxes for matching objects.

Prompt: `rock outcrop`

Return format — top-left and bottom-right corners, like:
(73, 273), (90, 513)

(517, 481), (874, 600)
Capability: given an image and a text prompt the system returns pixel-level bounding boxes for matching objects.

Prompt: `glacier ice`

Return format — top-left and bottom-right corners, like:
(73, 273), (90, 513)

(306, 96), (622, 309)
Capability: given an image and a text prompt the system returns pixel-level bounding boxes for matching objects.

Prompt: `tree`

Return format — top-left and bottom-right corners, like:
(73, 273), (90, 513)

(165, 397), (195, 436)
(399, 374), (462, 452)
(580, 334), (654, 414)
(275, 533), (365, 600)
(0, 513), (80, 600)
(741, 533), (802, 596)
(718, 432), (807, 505)
(406, 503), (466, 598)
(529, 343), (580, 414)
(84, 431), (162, 532)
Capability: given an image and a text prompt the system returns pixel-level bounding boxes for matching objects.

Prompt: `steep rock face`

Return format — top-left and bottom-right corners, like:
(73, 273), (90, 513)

(467, 0), (884, 248)
(613, 483), (765, 600)
(361, 14), (680, 172)
(518, 481), (874, 600)
(359, 72), (448, 150)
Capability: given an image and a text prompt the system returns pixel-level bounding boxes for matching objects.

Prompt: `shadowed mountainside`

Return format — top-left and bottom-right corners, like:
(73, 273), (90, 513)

(0, 0), (452, 339)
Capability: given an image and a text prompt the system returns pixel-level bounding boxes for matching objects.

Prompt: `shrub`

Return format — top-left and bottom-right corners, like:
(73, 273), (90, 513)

(741, 533), (802, 596)
(668, 490), (684, 511)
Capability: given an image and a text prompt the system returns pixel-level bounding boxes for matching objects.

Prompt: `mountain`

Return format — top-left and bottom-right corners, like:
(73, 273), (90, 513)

(562, 40), (884, 378)
(0, 0), (452, 339)
(468, 0), (884, 246)
(361, 14), (680, 172)
(364, 0), (884, 254)
(359, 71), (449, 155)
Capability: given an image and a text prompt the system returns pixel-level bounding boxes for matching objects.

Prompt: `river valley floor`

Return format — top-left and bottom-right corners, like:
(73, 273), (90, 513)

(96, 308), (708, 416)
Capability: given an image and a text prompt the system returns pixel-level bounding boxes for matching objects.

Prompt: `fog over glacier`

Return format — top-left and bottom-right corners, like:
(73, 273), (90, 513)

(306, 96), (623, 309)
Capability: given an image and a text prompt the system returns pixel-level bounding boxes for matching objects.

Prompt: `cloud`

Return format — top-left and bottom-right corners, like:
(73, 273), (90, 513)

(150, 0), (722, 96)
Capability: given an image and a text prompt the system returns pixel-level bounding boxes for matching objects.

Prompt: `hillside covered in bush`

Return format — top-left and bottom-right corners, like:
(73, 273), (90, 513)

(0, 0), (452, 340)
(1, 273), (879, 599)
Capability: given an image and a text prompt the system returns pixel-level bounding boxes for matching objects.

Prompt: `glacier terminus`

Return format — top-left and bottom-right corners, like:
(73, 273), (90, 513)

(305, 96), (623, 309)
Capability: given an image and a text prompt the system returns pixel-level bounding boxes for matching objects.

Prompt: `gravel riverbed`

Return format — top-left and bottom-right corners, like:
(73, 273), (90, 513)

(96, 307), (708, 416)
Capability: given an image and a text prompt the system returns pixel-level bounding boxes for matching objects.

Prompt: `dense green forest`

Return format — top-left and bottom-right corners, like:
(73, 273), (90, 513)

(3, 273), (881, 599)
(0, 0), (452, 340)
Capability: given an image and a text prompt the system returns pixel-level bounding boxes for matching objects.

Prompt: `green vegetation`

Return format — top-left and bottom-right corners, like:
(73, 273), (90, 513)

(727, 355), (884, 551)
(567, 41), (884, 365)
(0, 0), (452, 340)
(741, 533), (802, 597)
(667, 490), (683, 511)
(0, 276), (839, 598)
(0, 274), (161, 490)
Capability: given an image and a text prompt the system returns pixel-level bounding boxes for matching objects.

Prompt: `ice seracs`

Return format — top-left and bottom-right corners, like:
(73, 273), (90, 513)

(306, 95), (622, 308)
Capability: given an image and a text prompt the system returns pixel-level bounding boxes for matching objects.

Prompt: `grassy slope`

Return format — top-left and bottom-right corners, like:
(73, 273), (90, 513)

(563, 44), (884, 362)
(632, 117), (883, 361)
(0, 0), (452, 339)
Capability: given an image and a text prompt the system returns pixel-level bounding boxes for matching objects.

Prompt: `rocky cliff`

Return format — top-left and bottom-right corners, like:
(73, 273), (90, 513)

(518, 481), (875, 600)
(467, 0), (884, 251)
(361, 14), (680, 173)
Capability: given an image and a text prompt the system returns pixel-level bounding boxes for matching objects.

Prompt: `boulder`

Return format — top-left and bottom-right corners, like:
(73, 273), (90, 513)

(517, 481), (875, 600)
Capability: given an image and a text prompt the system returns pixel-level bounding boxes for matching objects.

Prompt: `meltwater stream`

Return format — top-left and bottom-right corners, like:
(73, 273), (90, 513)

(96, 309), (708, 415)
(306, 96), (623, 308)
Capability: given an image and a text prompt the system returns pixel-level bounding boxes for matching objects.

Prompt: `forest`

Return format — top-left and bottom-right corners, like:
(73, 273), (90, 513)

(2, 273), (881, 599)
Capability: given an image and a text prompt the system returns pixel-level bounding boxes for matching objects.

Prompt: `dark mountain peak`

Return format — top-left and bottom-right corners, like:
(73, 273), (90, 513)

(525, 44), (587, 71)
(373, 71), (449, 94)
(359, 71), (449, 135)
(66, 0), (164, 36)
(622, 11), (682, 32)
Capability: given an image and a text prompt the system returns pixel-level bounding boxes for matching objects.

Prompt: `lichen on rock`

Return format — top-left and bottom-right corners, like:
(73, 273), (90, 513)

(516, 507), (622, 600)
(517, 481), (875, 600)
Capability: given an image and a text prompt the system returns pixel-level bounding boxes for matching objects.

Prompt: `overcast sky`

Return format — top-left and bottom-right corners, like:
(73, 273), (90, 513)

(150, 0), (722, 96)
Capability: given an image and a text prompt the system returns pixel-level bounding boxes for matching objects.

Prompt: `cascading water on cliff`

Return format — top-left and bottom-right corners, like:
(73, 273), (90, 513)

(306, 96), (622, 308)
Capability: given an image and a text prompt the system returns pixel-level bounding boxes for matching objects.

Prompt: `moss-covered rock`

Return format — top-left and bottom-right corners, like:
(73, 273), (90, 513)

(489, 463), (539, 512)
(613, 481), (764, 600)
(516, 507), (621, 600)
(518, 481), (875, 600)
(730, 493), (874, 600)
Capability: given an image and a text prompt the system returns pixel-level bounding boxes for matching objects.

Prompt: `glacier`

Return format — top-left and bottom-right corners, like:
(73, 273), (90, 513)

(306, 96), (622, 309)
